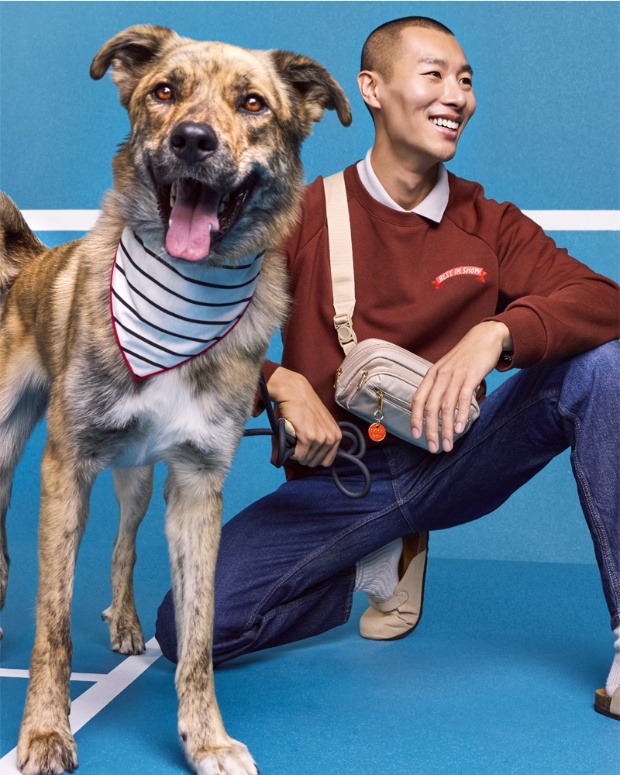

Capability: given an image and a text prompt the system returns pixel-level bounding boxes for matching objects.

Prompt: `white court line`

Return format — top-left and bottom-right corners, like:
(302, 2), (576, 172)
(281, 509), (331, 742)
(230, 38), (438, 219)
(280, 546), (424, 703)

(0, 669), (105, 682)
(0, 638), (162, 773)
(22, 210), (100, 232)
(20, 209), (620, 232)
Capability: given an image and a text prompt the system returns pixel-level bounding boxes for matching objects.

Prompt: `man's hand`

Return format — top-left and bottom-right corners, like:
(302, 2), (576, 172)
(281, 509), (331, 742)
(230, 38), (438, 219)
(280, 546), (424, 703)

(410, 321), (512, 453)
(267, 367), (342, 467)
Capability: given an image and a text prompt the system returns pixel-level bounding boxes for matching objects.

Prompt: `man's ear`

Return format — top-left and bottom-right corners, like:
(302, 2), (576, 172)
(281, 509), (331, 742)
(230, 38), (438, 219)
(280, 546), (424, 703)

(90, 25), (181, 108)
(270, 50), (352, 136)
(357, 70), (381, 112)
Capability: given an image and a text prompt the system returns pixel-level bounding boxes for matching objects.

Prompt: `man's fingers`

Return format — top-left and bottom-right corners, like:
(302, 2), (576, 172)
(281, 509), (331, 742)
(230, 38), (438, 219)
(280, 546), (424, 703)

(455, 386), (475, 435)
(410, 373), (435, 439)
(293, 425), (342, 467)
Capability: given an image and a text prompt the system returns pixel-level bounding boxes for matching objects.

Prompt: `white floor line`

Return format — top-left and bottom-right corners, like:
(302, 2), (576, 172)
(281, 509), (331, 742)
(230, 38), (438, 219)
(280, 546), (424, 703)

(0, 669), (106, 682)
(0, 637), (162, 774)
(20, 209), (620, 232)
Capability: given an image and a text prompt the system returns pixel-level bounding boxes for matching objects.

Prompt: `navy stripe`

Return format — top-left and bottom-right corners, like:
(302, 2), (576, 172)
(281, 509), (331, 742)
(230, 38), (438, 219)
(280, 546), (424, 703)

(133, 233), (262, 289)
(114, 264), (242, 326)
(118, 345), (166, 369)
(221, 250), (265, 269)
(120, 240), (252, 308)
(114, 316), (194, 358)
(112, 288), (219, 344)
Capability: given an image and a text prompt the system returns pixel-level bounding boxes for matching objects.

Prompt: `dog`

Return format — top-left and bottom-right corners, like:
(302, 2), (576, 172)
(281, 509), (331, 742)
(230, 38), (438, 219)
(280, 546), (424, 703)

(0, 25), (350, 775)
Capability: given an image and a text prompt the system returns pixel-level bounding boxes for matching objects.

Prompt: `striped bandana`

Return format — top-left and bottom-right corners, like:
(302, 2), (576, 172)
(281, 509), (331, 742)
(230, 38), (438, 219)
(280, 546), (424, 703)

(110, 227), (264, 380)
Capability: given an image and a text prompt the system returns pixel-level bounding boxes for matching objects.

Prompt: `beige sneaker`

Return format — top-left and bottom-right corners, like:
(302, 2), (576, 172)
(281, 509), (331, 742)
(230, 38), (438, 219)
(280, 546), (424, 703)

(359, 532), (428, 640)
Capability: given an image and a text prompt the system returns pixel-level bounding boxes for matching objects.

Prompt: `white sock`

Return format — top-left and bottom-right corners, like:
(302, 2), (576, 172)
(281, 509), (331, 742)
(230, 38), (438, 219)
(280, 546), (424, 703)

(605, 625), (620, 696)
(354, 538), (402, 600)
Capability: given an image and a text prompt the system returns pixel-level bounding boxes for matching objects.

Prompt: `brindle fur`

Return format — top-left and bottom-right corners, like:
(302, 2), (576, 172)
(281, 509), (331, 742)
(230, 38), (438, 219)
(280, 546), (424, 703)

(0, 25), (350, 775)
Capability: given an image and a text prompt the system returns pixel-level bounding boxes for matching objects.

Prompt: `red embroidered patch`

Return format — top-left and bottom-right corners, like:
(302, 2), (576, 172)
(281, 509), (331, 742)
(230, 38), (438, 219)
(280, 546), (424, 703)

(432, 266), (487, 288)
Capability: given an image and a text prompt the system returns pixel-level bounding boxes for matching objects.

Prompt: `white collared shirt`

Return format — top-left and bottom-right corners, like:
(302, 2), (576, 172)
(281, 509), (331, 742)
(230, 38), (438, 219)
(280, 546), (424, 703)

(356, 148), (449, 222)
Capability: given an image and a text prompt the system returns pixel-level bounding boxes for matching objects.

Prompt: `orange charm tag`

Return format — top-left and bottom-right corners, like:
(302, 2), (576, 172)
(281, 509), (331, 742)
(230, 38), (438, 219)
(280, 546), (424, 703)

(368, 422), (387, 442)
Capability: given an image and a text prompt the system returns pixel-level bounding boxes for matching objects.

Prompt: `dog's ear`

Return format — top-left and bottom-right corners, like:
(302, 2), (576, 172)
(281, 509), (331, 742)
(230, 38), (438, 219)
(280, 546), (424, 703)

(270, 51), (352, 134)
(90, 25), (181, 107)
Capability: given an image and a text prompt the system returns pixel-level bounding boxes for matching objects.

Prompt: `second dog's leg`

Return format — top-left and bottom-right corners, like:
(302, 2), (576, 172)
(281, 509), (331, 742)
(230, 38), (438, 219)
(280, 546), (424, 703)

(102, 465), (154, 655)
(16, 441), (94, 775)
(165, 462), (258, 775)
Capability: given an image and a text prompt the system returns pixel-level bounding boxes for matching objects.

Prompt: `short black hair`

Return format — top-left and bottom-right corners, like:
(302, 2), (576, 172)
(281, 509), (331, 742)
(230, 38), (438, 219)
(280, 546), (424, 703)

(361, 16), (454, 80)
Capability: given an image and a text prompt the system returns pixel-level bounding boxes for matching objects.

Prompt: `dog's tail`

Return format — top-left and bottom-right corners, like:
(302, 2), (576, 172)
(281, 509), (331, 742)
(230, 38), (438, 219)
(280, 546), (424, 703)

(0, 192), (46, 295)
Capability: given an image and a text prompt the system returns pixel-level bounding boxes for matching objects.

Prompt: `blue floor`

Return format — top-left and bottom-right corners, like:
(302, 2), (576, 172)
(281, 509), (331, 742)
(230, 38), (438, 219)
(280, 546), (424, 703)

(1, 425), (618, 775)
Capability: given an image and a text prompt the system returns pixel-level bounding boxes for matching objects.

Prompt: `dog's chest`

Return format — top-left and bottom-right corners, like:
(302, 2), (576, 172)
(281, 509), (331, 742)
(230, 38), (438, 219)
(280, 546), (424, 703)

(107, 370), (225, 467)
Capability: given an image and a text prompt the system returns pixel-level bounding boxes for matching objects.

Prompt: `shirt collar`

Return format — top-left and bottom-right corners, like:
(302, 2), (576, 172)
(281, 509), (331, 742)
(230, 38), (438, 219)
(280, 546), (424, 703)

(356, 148), (449, 222)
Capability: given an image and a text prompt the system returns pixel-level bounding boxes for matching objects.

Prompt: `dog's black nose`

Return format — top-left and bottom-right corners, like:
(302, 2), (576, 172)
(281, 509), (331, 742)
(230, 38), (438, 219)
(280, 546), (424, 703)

(170, 122), (218, 163)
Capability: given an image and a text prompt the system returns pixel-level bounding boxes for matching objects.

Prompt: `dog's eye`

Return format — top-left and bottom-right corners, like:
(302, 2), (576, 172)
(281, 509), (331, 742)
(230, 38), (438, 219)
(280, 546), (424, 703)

(240, 94), (267, 114)
(152, 83), (175, 102)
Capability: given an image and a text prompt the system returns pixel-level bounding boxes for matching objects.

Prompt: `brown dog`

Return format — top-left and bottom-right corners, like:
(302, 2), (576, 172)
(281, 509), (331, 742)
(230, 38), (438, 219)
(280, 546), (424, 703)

(0, 25), (350, 775)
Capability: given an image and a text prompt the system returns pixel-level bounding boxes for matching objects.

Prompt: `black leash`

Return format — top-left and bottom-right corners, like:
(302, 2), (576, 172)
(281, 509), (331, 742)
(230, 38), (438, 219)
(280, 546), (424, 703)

(243, 375), (371, 499)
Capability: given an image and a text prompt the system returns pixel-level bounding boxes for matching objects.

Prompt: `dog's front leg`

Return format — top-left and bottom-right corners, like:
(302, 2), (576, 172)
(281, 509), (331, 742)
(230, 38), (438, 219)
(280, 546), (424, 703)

(165, 462), (258, 775)
(17, 440), (94, 775)
(102, 465), (154, 655)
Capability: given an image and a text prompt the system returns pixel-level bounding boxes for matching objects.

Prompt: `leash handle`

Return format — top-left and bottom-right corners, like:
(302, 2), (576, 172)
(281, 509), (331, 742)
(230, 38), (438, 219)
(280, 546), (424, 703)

(246, 375), (372, 498)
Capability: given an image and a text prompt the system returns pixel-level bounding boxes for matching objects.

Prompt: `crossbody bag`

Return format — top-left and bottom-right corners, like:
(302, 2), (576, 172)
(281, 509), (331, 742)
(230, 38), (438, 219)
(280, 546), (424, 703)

(325, 171), (480, 449)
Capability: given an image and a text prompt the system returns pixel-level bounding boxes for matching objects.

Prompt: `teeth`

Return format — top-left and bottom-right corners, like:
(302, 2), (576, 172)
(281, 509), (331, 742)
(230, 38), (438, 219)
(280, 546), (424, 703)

(431, 117), (459, 131)
(218, 194), (231, 216)
(170, 182), (177, 208)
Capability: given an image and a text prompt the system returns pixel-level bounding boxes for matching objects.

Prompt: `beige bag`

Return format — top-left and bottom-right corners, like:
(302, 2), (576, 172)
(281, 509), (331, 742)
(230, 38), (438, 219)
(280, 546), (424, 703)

(324, 172), (479, 449)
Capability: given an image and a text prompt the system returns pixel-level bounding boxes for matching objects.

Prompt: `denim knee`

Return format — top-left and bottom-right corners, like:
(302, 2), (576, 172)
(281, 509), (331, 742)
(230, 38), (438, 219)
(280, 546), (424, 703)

(566, 341), (619, 382)
(560, 341), (620, 412)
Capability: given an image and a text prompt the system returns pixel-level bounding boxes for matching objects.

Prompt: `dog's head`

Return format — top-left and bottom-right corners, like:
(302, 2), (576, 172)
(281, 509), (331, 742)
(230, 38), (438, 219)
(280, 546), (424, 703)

(91, 25), (351, 263)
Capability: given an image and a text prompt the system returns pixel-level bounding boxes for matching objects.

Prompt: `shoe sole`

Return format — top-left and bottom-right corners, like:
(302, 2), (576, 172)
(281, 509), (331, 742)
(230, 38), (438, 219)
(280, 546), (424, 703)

(594, 688), (620, 720)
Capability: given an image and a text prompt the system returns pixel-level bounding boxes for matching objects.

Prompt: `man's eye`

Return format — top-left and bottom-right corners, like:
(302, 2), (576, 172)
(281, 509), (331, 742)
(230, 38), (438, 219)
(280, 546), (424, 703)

(240, 94), (268, 113)
(424, 71), (441, 78)
(152, 83), (175, 102)
(460, 77), (473, 86)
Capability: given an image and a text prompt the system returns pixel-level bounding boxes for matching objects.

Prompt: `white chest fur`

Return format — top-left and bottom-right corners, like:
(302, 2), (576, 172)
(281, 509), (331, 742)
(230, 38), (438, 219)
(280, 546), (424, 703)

(107, 369), (236, 468)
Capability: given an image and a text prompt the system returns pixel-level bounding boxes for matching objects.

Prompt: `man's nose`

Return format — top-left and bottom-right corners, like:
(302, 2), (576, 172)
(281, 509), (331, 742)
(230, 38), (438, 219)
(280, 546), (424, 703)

(441, 79), (468, 108)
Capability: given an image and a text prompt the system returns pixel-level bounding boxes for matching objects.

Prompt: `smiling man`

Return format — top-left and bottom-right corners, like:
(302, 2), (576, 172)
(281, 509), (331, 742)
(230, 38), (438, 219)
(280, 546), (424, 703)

(156, 17), (620, 721)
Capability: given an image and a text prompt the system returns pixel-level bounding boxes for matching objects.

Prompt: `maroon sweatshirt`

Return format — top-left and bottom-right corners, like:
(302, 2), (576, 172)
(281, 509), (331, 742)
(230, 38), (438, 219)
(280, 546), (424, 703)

(264, 163), (619, 470)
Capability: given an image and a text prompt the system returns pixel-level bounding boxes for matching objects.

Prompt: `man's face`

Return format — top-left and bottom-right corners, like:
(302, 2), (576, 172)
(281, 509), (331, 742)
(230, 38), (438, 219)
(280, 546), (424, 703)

(371, 27), (476, 167)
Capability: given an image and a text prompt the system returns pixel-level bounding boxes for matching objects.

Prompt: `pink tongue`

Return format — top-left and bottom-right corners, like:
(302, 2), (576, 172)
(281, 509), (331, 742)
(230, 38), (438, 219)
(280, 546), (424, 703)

(166, 182), (220, 261)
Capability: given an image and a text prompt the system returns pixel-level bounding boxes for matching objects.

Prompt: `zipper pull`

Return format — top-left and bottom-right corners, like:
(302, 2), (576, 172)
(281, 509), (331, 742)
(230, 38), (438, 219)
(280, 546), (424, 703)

(334, 368), (343, 388)
(368, 388), (386, 442)
(356, 370), (369, 390)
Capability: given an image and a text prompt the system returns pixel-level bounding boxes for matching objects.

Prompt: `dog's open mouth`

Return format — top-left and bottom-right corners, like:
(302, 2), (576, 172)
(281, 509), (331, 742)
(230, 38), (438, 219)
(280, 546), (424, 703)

(156, 176), (256, 261)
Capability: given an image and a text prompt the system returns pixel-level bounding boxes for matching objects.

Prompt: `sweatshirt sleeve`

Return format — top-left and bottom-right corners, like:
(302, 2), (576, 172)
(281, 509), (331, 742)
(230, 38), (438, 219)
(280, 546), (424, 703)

(486, 203), (619, 369)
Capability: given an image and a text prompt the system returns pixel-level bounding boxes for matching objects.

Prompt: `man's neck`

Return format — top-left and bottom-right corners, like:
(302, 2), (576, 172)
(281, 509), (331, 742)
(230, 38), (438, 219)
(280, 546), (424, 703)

(370, 143), (439, 211)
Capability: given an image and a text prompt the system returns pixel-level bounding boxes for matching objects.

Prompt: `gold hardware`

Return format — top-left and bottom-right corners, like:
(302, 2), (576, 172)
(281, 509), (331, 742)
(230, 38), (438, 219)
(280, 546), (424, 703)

(356, 370), (369, 390)
(373, 388), (384, 423)
(334, 368), (343, 388)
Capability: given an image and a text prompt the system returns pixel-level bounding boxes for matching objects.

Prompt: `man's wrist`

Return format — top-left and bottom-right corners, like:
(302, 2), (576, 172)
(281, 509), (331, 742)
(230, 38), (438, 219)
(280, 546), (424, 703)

(266, 366), (302, 404)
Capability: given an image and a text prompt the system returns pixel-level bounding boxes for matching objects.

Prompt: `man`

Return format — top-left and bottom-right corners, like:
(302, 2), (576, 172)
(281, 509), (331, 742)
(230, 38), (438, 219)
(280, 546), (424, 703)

(156, 17), (620, 719)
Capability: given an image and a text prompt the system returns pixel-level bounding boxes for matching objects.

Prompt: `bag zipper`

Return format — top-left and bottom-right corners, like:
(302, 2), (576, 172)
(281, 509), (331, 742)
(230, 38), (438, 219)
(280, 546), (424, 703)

(372, 386), (410, 412)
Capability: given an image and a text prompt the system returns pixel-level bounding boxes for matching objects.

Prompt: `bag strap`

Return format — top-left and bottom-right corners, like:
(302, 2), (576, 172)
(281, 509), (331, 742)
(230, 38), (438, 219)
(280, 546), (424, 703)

(324, 171), (357, 355)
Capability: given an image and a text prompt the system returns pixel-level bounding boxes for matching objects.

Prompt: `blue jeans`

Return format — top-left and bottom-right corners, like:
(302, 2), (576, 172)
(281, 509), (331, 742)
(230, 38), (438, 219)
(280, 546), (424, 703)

(156, 343), (620, 664)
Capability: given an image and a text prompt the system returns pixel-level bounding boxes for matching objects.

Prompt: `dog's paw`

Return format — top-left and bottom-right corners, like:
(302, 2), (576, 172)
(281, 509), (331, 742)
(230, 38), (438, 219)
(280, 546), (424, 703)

(16, 728), (78, 775)
(191, 741), (258, 775)
(102, 606), (145, 655)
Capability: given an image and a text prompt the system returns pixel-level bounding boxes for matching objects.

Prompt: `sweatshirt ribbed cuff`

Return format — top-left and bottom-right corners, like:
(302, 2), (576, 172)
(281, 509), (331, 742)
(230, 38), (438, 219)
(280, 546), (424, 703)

(486, 307), (548, 370)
